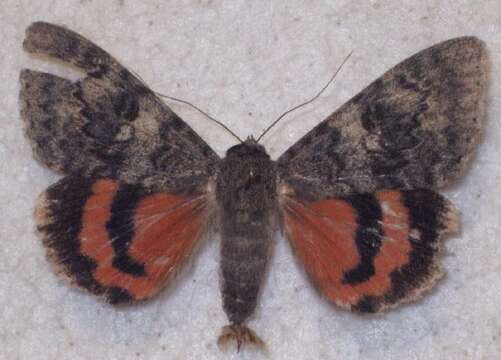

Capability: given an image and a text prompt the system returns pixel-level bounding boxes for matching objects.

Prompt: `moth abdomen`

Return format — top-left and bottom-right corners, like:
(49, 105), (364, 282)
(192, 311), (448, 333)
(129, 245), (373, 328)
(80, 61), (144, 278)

(221, 239), (268, 324)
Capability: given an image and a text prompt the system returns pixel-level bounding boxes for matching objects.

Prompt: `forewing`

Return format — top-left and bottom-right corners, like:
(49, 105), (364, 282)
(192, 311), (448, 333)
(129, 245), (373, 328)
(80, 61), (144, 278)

(277, 37), (487, 200)
(37, 177), (212, 304)
(20, 22), (218, 193)
(281, 190), (457, 312)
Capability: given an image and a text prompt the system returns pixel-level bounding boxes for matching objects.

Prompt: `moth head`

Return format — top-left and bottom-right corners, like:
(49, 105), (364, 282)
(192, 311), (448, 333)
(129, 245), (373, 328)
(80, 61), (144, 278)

(225, 137), (270, 160)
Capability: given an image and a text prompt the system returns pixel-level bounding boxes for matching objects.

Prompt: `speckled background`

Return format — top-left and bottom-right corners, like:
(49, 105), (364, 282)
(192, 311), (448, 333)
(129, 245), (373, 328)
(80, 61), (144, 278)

(1, 1), (501, 359)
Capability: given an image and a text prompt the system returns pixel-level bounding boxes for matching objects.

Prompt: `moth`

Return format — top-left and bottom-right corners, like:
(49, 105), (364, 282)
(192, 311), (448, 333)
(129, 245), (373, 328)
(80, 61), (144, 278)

(20, 22), (487, 349)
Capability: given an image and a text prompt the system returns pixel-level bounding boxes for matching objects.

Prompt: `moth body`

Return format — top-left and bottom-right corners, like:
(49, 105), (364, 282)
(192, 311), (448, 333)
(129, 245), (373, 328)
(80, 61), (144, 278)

(216, 139), (277, 325)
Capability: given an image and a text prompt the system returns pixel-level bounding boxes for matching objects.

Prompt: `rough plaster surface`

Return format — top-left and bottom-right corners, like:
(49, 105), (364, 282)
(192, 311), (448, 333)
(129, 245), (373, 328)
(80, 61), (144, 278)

(1, 1), (501, 359)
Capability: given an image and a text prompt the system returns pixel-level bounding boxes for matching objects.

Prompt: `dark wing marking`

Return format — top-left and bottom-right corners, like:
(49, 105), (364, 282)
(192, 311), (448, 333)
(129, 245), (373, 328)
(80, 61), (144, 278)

(37, 177), (212, 304)
(20, 22), (219, 194)
(281, 189), (457, 312)
(277, 37), (487, 200)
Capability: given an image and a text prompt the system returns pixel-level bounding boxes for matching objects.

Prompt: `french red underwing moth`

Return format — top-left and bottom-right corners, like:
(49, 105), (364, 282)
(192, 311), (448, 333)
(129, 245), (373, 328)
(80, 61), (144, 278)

(20, 22), (487, 350)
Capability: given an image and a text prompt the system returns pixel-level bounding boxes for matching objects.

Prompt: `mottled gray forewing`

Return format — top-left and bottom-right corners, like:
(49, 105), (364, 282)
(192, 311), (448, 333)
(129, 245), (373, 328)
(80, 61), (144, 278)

(20, 22), (219, 194)
(277, 37), (487, 200)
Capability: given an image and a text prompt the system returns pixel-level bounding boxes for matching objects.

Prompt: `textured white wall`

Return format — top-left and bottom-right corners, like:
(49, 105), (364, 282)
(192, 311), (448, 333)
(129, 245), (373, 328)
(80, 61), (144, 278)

(1, 1), (501, 359)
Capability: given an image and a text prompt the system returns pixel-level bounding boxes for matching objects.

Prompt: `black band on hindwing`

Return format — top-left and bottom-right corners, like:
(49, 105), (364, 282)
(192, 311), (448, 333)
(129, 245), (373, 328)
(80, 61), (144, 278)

(42, 178), (101, 292)
(106, 183), (147, 277)
(384, 190), (444, 303)
(342, 194), (383, 285)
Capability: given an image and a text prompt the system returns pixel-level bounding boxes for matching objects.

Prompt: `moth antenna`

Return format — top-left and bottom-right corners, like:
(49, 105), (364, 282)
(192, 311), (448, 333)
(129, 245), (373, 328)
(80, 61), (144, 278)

(155, 92), (244, 143)
(256, 50), (354, 143)
(129, 68), (244, 143)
